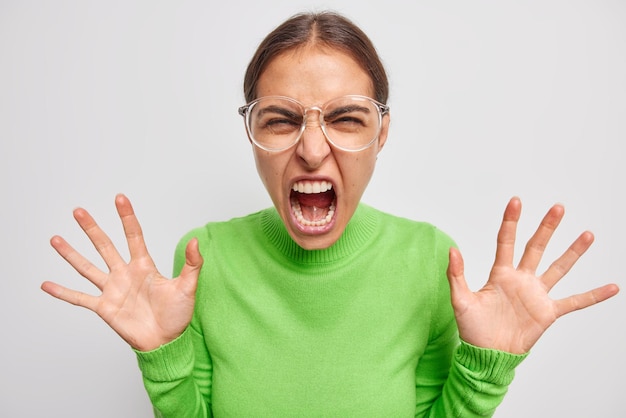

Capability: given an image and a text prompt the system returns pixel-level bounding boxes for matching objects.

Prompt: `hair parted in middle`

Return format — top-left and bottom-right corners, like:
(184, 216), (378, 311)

(243, 11), (389, 105)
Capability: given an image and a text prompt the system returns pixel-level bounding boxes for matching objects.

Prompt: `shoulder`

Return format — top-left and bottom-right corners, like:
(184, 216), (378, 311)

(364, 204), (456, 251)
(173, 209), (275, 262)
(171, 209), (273, 275)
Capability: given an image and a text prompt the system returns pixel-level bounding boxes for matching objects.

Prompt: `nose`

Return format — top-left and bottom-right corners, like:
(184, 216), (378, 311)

(295, 110), (331, 170)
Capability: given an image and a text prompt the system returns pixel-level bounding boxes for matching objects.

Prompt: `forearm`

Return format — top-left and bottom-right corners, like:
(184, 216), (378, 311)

(135, 326), (213, 418)
(420, 341), (527, 418)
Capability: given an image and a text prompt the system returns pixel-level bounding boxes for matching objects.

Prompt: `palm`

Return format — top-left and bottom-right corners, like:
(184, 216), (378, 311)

(42, 194), (203, 351)
(447, 198), (619, 354)
(91, 255), (197, 351)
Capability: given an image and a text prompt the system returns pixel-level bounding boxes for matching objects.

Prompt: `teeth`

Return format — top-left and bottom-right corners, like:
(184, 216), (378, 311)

(292, 180), (333, 194)
(290, 180), (336, 227)
(292, 200), (336, 227)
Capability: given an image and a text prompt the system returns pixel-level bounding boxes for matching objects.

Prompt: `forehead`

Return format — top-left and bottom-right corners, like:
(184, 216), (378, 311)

(256, 45), (375, 104)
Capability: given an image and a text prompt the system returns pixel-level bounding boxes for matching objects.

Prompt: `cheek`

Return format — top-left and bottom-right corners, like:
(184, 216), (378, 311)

(346, 153), (377, 181)
(253, 150), (289, 189)
(253, 151), (272, 188)
(338, 157), (377, 200)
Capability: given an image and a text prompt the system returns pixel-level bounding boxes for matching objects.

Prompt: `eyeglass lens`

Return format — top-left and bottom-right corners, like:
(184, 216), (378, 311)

(246, 96), (382, 151)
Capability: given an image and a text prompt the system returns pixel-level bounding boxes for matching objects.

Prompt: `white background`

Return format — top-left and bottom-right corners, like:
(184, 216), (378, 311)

(1, 1), (624, 416)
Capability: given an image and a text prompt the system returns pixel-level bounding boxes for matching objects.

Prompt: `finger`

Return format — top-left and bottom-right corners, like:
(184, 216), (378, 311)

(41, 280), (99, 311)
(50, 235), (108, 289)
(518, 203), (564, 273)
(115, 194), (152, 262)
(555, 283), (620, 317)
(177, 238), (204, 297)
(74, 206), (125, 270)
(541, 230), (594, 290)
(493, 197), (522, 268)
(447, 247), (473, 315)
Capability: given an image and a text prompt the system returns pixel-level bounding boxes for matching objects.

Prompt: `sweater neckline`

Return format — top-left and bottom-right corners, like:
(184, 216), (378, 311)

(260, 204), (379, 264)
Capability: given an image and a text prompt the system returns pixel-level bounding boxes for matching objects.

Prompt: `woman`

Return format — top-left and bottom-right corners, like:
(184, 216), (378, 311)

(41, 11), (619, 417)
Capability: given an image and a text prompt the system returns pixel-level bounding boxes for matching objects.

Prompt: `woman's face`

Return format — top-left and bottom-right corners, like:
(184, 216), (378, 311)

(252, 45), (389, 250)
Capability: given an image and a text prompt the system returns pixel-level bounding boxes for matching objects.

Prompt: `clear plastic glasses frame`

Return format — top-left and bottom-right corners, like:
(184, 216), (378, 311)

(238, 95), (390, 152)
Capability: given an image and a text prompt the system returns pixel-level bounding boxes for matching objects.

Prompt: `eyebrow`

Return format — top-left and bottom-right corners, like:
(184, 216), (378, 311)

(324, 105), (371, 120)
(255, 103), (372, 120)
(256, 105), (301, 119)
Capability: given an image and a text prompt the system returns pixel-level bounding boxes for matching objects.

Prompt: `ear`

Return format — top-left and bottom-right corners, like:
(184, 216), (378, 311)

(377, 112), (390, 153)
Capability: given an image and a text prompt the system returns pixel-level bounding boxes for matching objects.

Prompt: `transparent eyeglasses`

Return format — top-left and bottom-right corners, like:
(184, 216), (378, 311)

(238, 95), (390, 152)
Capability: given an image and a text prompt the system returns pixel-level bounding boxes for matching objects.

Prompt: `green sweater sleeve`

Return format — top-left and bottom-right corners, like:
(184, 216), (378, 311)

(441, 341), (528, 417)
(135, 229), (213, 418)
(135, 326), (212, 418)
(416, 329), (526, 417)
(414, 225), (527, 417)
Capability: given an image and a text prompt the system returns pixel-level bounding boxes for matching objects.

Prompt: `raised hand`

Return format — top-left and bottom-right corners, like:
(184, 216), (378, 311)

(41, 194), (203, 351)
(447, 197), (619, 354)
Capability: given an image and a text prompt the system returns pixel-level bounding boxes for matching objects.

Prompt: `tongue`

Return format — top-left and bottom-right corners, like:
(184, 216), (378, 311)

(296, 190), (334, 221)
(297, 190), (334, 207)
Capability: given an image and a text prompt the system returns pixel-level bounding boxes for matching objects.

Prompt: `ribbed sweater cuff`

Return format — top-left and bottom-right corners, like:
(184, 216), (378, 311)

(134, 327), (194, 382)
(455, 340), (528, 386)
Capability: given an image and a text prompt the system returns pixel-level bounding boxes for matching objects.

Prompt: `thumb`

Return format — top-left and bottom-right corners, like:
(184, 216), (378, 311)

(177, 237), (203, 296)
(447, 247), (472, 314)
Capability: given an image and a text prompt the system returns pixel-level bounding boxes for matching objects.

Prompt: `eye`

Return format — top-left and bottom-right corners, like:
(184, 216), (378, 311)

(325, 112), (368, 132)
(330, 115), (365, 125)
(253, 105), (302, 134)
(259, 116), (301, 135)
(265, 117), (300, 128)
(323, 102), (373, 131)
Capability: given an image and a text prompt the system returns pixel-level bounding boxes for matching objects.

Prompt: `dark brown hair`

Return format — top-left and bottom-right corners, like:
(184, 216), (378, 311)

(243, 11), (389, 104)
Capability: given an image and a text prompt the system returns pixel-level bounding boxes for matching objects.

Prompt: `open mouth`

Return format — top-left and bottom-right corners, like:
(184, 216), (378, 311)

(290, 180), (337, 228)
